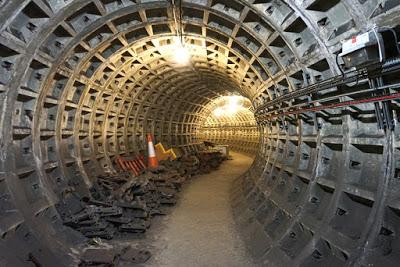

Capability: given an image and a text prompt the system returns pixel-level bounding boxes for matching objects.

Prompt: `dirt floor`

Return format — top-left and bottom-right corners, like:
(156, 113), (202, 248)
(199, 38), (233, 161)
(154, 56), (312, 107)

(142, 152), (257, 267)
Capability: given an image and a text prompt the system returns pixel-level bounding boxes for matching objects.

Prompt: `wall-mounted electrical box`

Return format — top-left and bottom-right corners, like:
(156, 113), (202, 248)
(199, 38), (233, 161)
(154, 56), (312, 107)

(339, 31), (380, 68)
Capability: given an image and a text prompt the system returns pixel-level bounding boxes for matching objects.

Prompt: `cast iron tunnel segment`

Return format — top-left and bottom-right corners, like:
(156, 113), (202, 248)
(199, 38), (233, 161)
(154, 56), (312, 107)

(0, 0), (400, 266)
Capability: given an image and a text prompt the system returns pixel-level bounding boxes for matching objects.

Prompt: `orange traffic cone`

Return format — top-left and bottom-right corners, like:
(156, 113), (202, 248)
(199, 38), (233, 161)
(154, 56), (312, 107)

(147, 133), (159, 169)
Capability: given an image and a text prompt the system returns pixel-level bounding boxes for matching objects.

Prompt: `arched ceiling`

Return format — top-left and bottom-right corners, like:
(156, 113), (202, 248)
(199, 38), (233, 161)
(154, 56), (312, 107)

(198, 95), (255, 126)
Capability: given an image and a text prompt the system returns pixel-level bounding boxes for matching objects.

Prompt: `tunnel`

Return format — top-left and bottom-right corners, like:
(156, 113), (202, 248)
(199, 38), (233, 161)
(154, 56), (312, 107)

(1, 0), (400, 266)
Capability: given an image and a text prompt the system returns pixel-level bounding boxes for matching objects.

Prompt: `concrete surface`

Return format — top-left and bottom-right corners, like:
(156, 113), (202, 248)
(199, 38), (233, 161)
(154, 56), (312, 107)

(144, 152), (257, 267)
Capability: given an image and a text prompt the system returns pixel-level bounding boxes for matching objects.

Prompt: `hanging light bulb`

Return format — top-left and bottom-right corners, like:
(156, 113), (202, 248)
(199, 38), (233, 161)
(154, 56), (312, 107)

(212, 96), (245, 117)
(226, 96), (240, 114)
(173, 42), (190, 65)
(213, 107), (224, 117)
(170, 0), (190, 65)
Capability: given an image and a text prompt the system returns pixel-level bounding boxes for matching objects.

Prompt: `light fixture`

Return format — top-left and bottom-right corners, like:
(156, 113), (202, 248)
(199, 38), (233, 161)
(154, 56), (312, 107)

(171, 0), (190, 65)
(212, 96), (246, 117)
(213, 107), (224, 117)
(173, 42), (190, 65)
(226, 96), (240, 114)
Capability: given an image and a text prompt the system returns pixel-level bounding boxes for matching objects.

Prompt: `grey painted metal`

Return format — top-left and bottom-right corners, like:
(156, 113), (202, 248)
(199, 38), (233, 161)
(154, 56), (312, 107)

(0, 0), (400, 266)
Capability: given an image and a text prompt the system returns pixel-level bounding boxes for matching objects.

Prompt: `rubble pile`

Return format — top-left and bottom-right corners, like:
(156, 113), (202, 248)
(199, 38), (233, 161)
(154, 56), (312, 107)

(58, 169), (184, 240)
(161, 150), (226, 176)
(197, 150), (226, 174)
(79, 246), (151, 266)
(58, 149), (226, 241)
(160, 154), (200, 177)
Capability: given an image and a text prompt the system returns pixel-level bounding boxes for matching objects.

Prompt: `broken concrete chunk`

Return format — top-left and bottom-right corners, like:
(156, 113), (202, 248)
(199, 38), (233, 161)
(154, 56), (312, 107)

(80, 248), (116, 265)
(120, 247), (151, 264)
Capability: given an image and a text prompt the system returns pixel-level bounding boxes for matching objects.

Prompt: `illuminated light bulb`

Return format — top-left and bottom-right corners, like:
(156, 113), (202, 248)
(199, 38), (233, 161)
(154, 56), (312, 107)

(226, 96), (240, 115)
(226, 104), (237, 115)
(229, 95), (240, 106)
(173, 43), (190, 64)
(212, 96), (246, 117)
(213, 107), (224, 117)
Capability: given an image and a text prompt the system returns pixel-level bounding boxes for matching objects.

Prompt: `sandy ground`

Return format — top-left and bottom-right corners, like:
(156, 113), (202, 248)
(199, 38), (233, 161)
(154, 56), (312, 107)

(142, 152), (257, 267)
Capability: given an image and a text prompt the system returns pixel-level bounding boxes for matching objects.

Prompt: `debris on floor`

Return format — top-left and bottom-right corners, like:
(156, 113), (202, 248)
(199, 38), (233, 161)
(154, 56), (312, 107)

(58, 149), (226, 240)
(57, 147), (226, 265)
(60, 169), (183, 240)
(80, 248), (117, 266)
(79, 246), (152, 266)
(120, 247), (152, 264)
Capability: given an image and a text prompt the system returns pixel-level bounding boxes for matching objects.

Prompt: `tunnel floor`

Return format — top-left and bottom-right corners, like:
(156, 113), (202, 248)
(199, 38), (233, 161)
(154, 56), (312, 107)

(134, 152), (257, 267)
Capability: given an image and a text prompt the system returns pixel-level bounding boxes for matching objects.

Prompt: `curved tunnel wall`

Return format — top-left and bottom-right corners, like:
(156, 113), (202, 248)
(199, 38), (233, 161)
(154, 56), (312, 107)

(197, 95), (259, 154)
(0, 0), (400, 266)
(197, 112), (259, 154)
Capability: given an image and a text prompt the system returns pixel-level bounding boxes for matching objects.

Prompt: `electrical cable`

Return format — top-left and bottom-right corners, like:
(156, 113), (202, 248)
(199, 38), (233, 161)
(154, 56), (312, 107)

(171, 0), (183, 45)
(171, 0), (178, 31)
(256, 59), (400, 112)
(256, 26), (400, 130)
(373, 26), (384, 63)
(257, 91), (400, 121)
(179, 0), (184, 45)
(336, 53), (345, 77)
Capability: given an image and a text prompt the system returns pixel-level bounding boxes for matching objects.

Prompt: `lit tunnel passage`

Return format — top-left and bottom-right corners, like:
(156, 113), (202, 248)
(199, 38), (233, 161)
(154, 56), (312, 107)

(197, 95), (259, 153)
(1, 0), (400, 266)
